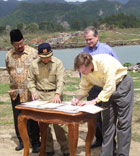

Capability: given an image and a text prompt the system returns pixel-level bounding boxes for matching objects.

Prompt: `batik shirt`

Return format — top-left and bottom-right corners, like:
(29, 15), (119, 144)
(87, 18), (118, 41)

(5, 45), (38, 102)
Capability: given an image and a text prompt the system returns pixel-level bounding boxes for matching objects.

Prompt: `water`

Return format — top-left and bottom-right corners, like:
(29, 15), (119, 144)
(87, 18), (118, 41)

(1, 45), (140, 69)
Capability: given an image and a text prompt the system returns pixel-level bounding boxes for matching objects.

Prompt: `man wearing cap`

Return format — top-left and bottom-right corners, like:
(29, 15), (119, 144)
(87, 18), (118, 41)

(27, 43), (69, 156)
(5, 29), (40, 153)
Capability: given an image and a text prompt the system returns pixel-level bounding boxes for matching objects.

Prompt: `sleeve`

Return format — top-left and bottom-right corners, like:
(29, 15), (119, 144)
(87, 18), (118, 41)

(27, 64), (37, 93)
(78, 76), (93, 97)
(97, 60), (117, 102)
(108, 46), (119, 61)
(5, 53), (10, 75)
(33, 49), (39, 59)
(55, 60), (65, 95)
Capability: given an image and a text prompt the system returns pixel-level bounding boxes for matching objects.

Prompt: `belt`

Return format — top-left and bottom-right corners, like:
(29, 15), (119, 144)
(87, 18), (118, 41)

(37, 89), (56, 92)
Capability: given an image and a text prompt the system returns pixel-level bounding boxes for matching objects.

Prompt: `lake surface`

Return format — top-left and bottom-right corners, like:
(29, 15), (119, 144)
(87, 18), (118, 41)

(0, 45), (140, 69)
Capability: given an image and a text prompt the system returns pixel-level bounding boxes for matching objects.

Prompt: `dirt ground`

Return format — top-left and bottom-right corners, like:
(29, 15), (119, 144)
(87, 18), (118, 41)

(0, 124), (140, 156)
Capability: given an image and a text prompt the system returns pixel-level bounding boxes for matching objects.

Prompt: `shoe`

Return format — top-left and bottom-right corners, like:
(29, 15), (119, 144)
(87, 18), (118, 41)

(91, 140), (102, 149)
(63, 153), (70, 156)
(32, 145), (40, 153)
(46, 152), (55, 156)
(15, 142), (24, 151)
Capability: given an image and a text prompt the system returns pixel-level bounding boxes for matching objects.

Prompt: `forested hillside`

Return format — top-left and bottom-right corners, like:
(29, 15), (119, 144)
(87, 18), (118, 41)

(0, 0), (140, 31)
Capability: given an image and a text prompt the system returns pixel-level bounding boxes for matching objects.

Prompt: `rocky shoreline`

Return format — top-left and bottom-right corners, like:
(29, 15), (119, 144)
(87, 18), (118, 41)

(37, 31), (140, 49)
(50, 40), (140, 49)
(1, 30), (140, 51)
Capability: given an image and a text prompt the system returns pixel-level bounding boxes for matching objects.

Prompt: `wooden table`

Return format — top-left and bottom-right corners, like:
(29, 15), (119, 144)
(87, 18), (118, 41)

(16, 105), (96, 156)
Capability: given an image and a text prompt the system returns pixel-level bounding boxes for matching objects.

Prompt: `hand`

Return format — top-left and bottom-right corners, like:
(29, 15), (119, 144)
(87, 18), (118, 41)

(32, 93), (38, 100)
(50, 94), (61, 103)
(91, 99), (97, 105)
(71, 97), (79, 106)
(78, 100), (96, 106)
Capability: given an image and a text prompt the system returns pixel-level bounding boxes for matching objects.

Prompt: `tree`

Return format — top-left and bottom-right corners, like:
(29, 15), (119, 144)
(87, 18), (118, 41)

(26, 23), (39, 33)
(71, 19), (81, 31)
(39, 21), (48, 30)
(5, 25), (11, 34)
(17, 23), (26, 32)
(100, 13), (140, 28)
(0, 26), (5, 34)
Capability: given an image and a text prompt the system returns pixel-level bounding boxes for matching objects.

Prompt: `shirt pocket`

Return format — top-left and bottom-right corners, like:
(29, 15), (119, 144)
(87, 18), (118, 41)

(48, 74), (56, 83)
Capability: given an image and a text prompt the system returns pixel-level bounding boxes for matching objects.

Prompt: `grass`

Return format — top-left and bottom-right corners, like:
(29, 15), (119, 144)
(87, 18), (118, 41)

(0, 101), (10, 105)
(99, 30), (140, 43)
(0, 83), (9, 94)
(117, 28), (140, 34)
(134, 81), (140, 89)
(0, 101), (13, 126)
(0, 71), (140, 142)
(129, 71), (140, 78)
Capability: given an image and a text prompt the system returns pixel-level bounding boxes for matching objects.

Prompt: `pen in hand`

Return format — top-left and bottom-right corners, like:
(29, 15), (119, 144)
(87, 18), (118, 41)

(72, 96), (78, 106)
(72, 96), (75, 100)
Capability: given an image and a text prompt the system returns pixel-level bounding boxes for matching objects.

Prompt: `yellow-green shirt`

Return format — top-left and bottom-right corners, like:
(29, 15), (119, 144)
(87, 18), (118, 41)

(27, 56), (65, 96)
(79, 54), (127, 102)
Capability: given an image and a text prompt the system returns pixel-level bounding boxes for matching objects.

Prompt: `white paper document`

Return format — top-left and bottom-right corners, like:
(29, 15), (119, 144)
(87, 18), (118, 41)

(22, 100), (47, 106)
(55, 101), (104, 114)
(21, 100), (104, 114)
(22, 100), (64, 109)
(78, 105), (104, 114)
(39, 103), (64, 109)
(55, 104), (80, 113)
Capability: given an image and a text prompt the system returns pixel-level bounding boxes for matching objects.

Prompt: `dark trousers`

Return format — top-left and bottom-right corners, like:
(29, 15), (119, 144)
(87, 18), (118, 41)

(11, 95), (40, 146)
(101, 75), (133, 156)
(87, 85), (116, 148)
(87, 85), (103, 142)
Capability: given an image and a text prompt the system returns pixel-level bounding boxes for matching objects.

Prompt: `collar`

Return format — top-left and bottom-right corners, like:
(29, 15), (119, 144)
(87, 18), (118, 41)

(88, 40), (99, 51)
(12, 45), (28, 55)
(38, 56), (55, 64)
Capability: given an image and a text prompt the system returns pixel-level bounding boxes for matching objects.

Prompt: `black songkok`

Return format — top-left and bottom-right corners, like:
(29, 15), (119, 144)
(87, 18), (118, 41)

(10, 29), (23, 42)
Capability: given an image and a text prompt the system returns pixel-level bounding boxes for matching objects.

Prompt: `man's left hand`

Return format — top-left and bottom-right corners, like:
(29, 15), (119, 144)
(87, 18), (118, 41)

(50, 93), (61, 103)
(78, 100), (96, 106)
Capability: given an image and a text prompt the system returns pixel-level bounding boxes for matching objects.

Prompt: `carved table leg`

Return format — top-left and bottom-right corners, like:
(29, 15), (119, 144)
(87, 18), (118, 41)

(39, 122), (49, 156)
(68, 123), (79, 156)
(85, 116), (96, 156)
(18, 114), (29, 156)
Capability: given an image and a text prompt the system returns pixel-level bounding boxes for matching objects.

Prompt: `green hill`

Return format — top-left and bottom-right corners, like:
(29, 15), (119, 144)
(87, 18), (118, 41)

(0, 1), (123, 27)
(0, 0), (140, 29)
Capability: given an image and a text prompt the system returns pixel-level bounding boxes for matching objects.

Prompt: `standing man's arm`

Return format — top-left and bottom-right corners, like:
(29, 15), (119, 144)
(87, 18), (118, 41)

(107, 45), (119, 60)
(72, 76), (94, 105)
(5, 53), (10, 75)
(27, 64), (38, 100)
(51, 60), (65, 103)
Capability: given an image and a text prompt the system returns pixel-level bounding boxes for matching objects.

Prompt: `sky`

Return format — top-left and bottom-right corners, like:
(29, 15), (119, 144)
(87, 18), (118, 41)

(65, 0), (128, 2)
(1, 0), (129, 2)
(65, 0), (87, 2)
(1, 0), (87, 1)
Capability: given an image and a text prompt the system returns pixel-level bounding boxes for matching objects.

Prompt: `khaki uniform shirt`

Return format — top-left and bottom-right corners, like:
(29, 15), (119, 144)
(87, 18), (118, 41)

(27, 56), (65, 101)
(5, 45), (38, 102)
(79, 54), (127, 102)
